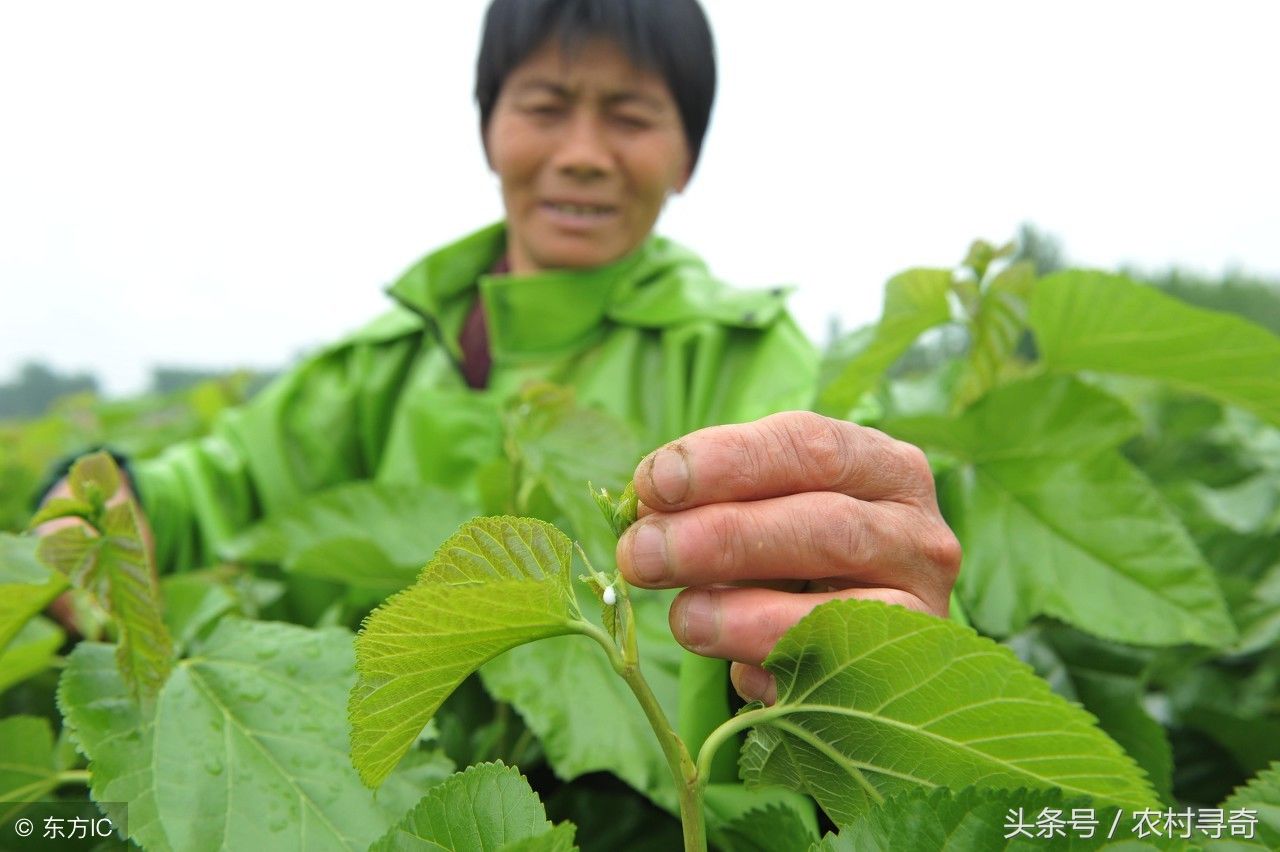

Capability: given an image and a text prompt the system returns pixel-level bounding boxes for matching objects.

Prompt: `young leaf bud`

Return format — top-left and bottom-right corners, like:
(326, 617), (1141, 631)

(590, 480), (639, 539)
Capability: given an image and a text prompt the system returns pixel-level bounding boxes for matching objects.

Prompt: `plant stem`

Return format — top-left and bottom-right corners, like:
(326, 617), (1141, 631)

(57, 769), (91, 786)
(507, 726), (536, 765)
(491, 702), (511, 761)
(694, 704), (786, 787)
(616, 579), (639, 668)
(577, 622), (706, 852)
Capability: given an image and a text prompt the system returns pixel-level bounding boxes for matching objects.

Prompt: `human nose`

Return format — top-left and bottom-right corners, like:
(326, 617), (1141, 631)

(551, 110), (613, 180)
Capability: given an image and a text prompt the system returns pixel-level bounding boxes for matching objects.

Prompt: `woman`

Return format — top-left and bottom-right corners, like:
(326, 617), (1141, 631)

(47, 0), (958, 768)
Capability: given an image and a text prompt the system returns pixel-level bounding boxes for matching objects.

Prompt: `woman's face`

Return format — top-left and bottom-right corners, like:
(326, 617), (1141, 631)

(485, 37), (691, 274)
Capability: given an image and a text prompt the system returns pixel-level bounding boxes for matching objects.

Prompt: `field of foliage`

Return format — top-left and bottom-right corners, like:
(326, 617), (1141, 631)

(2, 241), (1278, 851)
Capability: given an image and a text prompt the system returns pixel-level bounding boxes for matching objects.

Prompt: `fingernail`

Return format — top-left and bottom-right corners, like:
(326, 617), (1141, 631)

(629, 522), (670, 585)
(734, 666), (772, 703)
(676, 590), (719, 649)
(647, 448), (690, 505)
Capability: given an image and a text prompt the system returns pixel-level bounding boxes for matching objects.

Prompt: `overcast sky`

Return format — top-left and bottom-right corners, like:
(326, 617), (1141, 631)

(2, 1), (1277, 396)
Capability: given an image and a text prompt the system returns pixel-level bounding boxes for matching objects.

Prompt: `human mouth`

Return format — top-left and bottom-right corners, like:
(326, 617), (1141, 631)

(540, 200), (618, 229)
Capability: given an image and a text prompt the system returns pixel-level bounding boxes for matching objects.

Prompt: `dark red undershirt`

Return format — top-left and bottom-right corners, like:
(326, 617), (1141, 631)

(458, 256), (508, 389)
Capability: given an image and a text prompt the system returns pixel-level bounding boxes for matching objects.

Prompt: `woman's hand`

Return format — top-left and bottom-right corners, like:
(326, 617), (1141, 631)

(616, 410), (962, 704)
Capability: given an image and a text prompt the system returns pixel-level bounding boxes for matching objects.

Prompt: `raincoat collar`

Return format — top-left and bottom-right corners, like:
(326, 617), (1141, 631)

(386, 222), (790, 360)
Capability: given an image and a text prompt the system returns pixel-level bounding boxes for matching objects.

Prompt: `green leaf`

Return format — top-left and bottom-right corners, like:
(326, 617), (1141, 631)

(1183, 531), (1280, 640)
(504, 383), (641, 568)
(592, 480), (638, 539)
(0, 532), (67, 653)
(816, 269), (954, 417)
(351, 516), (584, 788)
(1233, 561), (1280, 655)
(57, 641), (171, 850)
(1113, 385), (1258, 489)
(223, 481), (479, 588)
(708, 799), (819, 852)
(290, 537), (413, 592)
(890, 372), (1237, 646)
(99, 501), (174, 700)
(953, 261), (1037, 409)
(962, 238), (1016, 283)
(160, 569), (241, 651)
(1029, 271), (1280, 428)
(0, 716), (58, 811)
(1166, 726), (1258, 807)
(1067, 671), (1174, 806)
(0, 532), (50, 586)
(1219, 761), (1280, 850)
(369, 762), (573, 852)
(818, 324), (876, 394)
(808, 786), (1191, 851)
(1161, 653), (1280, 781)
(151, 618), (437, 851)
(0, 617), (64, 694)
(59, 630), (449, 852)
(873, 356), (960, 422)
(68, 451), (122, 508)
(35, 525), (99, 583)
(480, 588), (682, 810)
(1181, 704), (1280, 779)
(1187, 473), (1280, 536)
(1222, 406), (1280, 472)
(27, 494), (173, 701)
(946, 452), (1238, 646)
(27, 496), (96, 528)
(739, 600), (1157, 827)
(702, 782), (818, 836)
(885, 374), (1143, 462)
(505, 387), (639, 501)
(613, 480), (637, 534)
(1009, 627), (1173, 805)
(500, 823), (579, 852)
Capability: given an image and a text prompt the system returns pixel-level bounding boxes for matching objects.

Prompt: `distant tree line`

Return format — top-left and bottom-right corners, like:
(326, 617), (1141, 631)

(0, 364), (274, 420)
(149, 367), (247, 396)
(0, 363), (98, 419)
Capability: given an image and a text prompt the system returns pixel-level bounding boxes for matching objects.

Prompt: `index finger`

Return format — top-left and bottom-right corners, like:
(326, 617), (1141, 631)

(634, 411), (933, 510)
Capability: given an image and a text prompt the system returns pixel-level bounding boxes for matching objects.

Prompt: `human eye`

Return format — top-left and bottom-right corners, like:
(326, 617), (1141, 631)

(610, 111), (653, 131)
(518, 96), (566, 120)
(525, 107), (560, 122)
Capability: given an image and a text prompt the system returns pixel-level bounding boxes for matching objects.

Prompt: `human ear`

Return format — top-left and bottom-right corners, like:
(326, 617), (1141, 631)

(481, 124), (495, 172)
(672, 159), (692, 194)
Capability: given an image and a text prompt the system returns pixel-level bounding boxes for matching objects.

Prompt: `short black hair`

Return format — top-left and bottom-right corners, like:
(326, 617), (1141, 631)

(475, 0), (717, 174)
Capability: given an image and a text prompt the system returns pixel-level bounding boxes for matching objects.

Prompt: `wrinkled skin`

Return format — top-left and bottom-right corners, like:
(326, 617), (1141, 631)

(617, 411), (962, 704)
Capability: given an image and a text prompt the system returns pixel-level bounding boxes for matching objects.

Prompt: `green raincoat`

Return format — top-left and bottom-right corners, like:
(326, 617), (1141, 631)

(133, 221), (819, 572)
